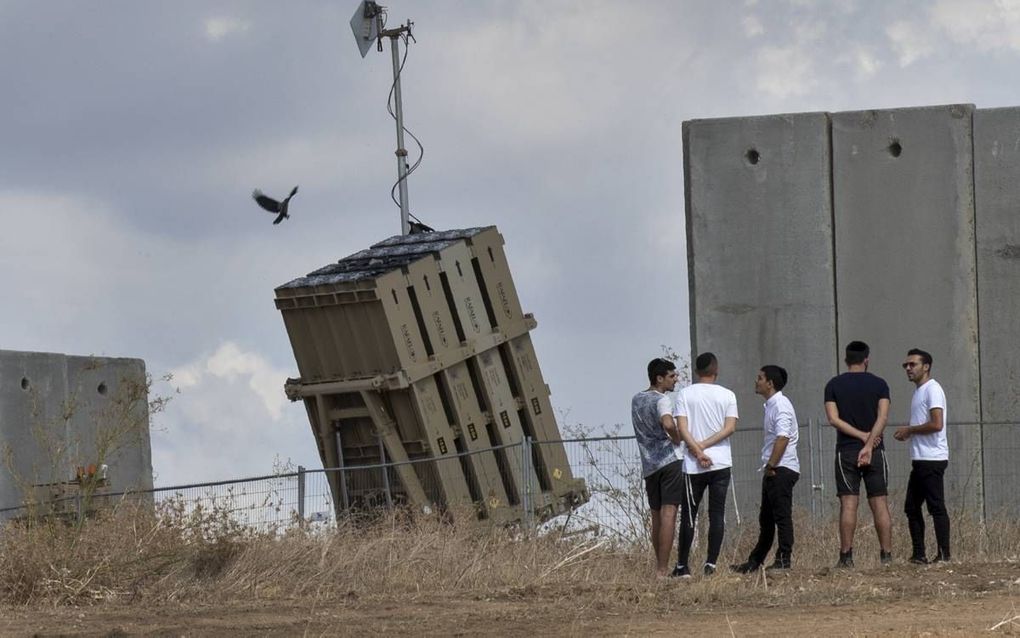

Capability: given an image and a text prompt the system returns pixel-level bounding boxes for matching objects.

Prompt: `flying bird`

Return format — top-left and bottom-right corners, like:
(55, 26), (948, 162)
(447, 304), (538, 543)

(252, 186), (299, 224)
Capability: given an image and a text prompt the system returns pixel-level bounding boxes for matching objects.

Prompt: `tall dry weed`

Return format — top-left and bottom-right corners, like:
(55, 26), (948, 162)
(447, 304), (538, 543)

(4, 496), (1020, 611)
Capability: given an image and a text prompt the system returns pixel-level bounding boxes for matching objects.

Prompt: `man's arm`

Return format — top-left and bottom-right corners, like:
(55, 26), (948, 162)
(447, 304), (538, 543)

(857, 398), (890, 466)
(894, 407), (944, 440)
(678, 416), (712, 466)
(698, 416), (737, 450)
(660, 413), (681, 445)
(765, 436), (790, 476)
(825, 401), (869, 442)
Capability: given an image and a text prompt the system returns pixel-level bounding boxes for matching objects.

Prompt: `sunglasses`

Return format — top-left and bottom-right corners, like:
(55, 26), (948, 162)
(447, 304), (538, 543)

(901, 362), (921, 369)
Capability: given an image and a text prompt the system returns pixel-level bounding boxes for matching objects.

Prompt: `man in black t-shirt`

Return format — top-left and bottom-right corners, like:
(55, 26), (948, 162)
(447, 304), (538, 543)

(824, 341), (893, 568)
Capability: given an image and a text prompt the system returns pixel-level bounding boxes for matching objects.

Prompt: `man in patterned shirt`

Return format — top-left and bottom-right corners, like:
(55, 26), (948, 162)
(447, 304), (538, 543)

(631, 358), (704, 575)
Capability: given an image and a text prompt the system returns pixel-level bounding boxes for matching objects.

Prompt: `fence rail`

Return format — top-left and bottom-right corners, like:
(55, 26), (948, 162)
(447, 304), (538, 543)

(2, 420), (1018, 541)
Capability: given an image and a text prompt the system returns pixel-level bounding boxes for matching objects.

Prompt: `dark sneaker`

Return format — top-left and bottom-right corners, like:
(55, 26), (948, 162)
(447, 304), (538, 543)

(931, 553), (951, 564)
(703, 563), (716, 576)
(880, 551), (893, 566)
(908, 555), (929, 565)
(765, 560), (791, 571)
(671, 565), (692, 579)
(837, 551), (854, 568)
(730, 560), (761, 574)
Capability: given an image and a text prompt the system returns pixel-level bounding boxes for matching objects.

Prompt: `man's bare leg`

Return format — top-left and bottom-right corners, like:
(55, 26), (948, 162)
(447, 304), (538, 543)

(839, 495), (859, 553)
(869, 495), (893, 552)
(651, 508), (662, 569)
(655, 505), (678, 575)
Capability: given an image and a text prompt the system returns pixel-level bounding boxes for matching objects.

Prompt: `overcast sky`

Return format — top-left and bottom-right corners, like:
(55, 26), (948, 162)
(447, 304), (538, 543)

(3, 0), (1019, 486)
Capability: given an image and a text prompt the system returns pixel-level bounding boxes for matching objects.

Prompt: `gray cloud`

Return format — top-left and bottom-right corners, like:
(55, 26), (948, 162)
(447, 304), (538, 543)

(4, 0), (1019, 485)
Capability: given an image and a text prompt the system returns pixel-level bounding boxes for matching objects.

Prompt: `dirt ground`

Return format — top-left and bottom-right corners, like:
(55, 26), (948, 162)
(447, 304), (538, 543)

(4, 561), (1020, 637)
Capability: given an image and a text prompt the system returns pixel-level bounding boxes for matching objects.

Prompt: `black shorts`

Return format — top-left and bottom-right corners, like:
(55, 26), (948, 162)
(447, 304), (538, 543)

(645, 459), (684, 510)
(835, 447), (888, 497)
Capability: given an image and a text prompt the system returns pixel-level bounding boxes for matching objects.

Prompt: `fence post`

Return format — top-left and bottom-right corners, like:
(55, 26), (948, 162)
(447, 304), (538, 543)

(335, 429), (351, 518)
(379, 433), (394, 509)
(807, 418), (816, 518)
(521, 436), (534, 533)
(979, 420), (987, 525)
(807, 418), (824, 518)
(297, 465), (306, 521)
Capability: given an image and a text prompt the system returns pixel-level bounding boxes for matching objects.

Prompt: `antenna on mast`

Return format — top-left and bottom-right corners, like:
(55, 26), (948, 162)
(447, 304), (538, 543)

(351, 0), (418, 236)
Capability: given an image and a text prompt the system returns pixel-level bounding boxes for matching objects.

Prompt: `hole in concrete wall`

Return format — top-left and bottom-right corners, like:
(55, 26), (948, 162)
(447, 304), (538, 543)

(888, 140), (902, 157)
(97, 382), (108, 396)
(745, 148), (760, 165)
(21, 377), (29, 390)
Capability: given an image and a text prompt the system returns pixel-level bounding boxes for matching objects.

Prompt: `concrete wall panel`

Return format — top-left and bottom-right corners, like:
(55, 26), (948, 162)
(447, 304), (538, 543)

(66, 356), (154, 494)
(831, 105), (980, 423)
(684, 112), (837, 425)
(0, 351), (69, 507)
(974, 107), (1020, 423)
(0, 350), (152, 514)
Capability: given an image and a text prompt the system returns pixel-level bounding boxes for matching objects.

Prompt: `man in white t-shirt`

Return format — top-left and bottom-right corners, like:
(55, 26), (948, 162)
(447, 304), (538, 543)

(893, 348), (950, 564)
(671, 352), (738, 578)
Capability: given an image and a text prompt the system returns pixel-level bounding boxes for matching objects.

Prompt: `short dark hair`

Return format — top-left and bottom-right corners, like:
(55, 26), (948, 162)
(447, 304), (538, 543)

(647, 357), (676, 384)
(694, 352), (718, 377)
(760, 365), (788, 391)
(907, 348), (933, 367)
(845, 340), (870, 366)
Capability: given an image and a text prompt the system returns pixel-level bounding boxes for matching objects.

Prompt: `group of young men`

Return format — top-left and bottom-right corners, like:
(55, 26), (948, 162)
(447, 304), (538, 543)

(630, 341), (950, 577)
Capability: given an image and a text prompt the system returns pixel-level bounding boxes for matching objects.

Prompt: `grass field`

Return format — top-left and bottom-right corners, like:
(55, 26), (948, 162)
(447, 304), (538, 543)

(3, 501), (1020, 636)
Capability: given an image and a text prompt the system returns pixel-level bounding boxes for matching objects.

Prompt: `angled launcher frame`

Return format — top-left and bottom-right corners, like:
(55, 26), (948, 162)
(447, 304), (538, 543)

(275, 227), (588, 524)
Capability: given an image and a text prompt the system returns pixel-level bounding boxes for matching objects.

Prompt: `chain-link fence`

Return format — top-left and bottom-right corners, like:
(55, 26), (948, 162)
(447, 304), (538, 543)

(1, 421), (1016, 538)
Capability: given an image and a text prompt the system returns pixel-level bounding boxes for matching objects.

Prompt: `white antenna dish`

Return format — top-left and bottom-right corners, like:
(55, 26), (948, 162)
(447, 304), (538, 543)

(350, 0), (383, 58)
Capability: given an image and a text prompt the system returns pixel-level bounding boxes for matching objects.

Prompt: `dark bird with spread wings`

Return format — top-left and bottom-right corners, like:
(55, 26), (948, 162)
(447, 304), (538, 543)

(252, 186), (299, 224)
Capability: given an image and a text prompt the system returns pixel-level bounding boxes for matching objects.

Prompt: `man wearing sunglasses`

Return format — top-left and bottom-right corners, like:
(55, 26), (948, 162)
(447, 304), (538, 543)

(893, 348), (950, 564)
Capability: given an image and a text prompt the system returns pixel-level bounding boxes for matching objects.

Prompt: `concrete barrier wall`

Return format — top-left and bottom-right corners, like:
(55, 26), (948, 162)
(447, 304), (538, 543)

(684, 112), (837, 427)
(684, 103), (1020, 518)
(0, 350), (153, 513)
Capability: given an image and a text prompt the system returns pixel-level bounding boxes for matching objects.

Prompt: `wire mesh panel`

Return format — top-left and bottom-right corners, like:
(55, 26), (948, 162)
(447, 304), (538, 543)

(1, 421), (1017, 534)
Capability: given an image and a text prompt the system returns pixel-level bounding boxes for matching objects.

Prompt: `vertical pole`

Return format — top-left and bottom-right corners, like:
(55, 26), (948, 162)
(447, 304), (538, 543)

(389, 33), (411, 235)
(813, 416), (824, 517)
(379, 432), (394, 509)
(808, 418), (816, 518)
(335, 429), (351, 516)
(979, 421), (987, 525)
(297, 465), (306, 521)
(521, 436), (533, 533)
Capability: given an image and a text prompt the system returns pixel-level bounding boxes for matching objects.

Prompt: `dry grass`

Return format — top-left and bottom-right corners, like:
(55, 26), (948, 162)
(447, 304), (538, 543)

(3, 498), (1020, 615)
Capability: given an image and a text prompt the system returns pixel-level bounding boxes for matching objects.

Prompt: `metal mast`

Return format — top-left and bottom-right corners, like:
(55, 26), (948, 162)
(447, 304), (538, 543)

(384, 22), (413, 236)
(351, 1), (416, 236)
